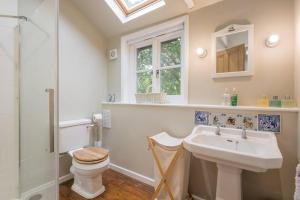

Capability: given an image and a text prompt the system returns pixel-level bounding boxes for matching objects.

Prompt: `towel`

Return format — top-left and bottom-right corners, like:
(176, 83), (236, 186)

(294, 163), (300, 200)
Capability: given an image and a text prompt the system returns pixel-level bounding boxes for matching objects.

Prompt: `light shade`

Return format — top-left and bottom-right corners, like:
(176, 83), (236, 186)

(266, 34), (280, 48)
(196, 48), (208, 58)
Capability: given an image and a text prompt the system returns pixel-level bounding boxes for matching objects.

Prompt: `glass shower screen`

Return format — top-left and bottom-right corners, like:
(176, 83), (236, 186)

(18, 0), (58, 199)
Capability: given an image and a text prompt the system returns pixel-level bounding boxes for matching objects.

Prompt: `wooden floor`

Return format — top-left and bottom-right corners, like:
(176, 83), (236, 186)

(59, 169), (154, 200)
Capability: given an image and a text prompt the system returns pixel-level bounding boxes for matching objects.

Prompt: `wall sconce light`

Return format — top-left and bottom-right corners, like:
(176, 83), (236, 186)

(265, 34), (280, 48)
(196, 48), (208, 58)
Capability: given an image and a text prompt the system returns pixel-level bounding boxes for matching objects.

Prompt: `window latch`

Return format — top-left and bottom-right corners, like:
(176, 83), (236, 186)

(156, 70), (160, 78)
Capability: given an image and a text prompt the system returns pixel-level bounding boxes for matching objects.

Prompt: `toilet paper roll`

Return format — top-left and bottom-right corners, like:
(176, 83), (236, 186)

(92, 113), (102, 124)
(92, 113), (103, 145)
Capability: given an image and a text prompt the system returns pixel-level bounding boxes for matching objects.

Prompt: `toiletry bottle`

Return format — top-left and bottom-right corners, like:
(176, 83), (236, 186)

(256, 95), (269, 107)
(269, 96), (282, 107)
(282, 96), (297, 107)
(222, 88), (231, 106)
(231, 88), (238, 106)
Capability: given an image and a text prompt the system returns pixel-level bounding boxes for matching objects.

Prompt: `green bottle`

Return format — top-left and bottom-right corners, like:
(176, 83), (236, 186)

(231, 88), (238, 106)
(269, 96), (282, 107)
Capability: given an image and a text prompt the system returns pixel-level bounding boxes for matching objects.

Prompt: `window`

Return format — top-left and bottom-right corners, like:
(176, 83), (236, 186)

(105, 0), (165, 23)
(160, 38), (182, 95)
(136, 45), (153, 93)
(121, 16), (189, 103)
(115, 0), (160, 16)
(134, 36), (182, 97)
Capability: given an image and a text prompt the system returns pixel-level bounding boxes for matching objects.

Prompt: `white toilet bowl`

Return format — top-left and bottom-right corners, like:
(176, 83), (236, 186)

(70, 157), (110, 199)
(59, 119), (109, 199)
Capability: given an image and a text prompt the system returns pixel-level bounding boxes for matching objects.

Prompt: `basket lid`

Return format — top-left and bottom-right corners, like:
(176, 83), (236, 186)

(150, 132), (183, 148)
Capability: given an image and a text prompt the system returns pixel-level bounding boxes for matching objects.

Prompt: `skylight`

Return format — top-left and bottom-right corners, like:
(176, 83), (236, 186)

(105, 0), (166, 23)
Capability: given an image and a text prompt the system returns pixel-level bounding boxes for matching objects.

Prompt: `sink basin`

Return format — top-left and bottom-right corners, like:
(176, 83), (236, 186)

(184, 125), (283, 172)
(183, 125), (283, 200)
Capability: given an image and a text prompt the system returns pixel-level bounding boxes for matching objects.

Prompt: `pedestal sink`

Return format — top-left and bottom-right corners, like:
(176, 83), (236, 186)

(183, 125), (283, 200)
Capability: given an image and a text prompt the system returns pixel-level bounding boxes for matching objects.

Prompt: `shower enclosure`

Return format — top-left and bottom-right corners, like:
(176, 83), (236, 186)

(0, 0), (59, 199)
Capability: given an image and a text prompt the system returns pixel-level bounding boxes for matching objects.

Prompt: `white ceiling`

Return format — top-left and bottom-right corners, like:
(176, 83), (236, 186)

(70, 0), (223, 38)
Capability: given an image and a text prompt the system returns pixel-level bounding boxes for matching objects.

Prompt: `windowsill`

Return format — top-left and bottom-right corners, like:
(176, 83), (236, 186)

(102, 102), (299, 113)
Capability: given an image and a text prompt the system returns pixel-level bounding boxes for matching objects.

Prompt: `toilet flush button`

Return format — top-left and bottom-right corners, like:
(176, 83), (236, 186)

(102, 110), (111, 128)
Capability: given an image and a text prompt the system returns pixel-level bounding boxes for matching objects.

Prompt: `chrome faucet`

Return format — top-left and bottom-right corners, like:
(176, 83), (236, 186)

(215, 124), (221, 136)
(241, 127), (247, 139)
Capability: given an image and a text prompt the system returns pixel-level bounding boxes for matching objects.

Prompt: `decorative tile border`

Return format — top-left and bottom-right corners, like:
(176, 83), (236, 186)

(257, 114), (281, 133)
(195, 111), (280, 133)
(195, 111), (209, 125)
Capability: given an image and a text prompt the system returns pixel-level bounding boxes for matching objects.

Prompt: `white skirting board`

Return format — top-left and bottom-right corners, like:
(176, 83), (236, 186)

(21, 180), (56, 200)
(58, 163), (155, 186)
(108, 163), (206, 200)
(109, 163), (155, 186)
(58, 163), (206, 200)
(59, 173), (74, 184)
(192, 194), (206, 200)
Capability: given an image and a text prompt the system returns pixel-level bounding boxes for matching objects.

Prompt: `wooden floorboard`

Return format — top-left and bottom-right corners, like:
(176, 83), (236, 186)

(59, 169), (154, 200)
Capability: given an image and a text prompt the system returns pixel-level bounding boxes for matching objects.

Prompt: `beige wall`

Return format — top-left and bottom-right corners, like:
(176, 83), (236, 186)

(102, 104), (298, 200)
(107, 0), (295, 106)
(189, 0), (294, 105)
(59, 0), (108, 177)
(103, 0), (298, 199)
(296, 0), (300, 161)
(107, 37), (122, 102)
(59, 0), (108, 121)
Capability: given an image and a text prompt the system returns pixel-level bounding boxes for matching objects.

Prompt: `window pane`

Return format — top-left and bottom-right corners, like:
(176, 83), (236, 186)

(160, 38), (181, 67)
(137, 71), (152, 93)
(122, 0), (147, 8)
(137, 45), (152, 71)
(160, 68), (181, 95)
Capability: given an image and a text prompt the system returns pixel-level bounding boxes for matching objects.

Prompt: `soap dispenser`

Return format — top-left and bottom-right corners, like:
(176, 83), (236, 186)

(222, 88), (231, 106)
(231, 88), (238, 106)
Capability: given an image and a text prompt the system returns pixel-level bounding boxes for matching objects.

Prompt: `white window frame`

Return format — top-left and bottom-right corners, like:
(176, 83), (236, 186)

(121, 16), (189, 104)
(105, 0), (166, 24)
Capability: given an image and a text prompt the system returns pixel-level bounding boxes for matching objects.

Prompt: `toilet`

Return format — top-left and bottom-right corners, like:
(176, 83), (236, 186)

(59, 119), (110, 199)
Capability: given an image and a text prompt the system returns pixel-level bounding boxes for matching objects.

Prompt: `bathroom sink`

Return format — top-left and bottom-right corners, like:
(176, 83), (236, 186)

(183, 125), (283, 200)
(183, 125), (282, 172)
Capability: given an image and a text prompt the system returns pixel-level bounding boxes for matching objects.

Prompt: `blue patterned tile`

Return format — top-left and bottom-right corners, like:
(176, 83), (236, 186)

(195, 111), (209, 125)
(258, 114), (281, 133)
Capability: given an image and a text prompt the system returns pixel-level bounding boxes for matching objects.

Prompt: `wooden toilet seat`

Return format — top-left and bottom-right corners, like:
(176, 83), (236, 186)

(73, 147), (109, 165)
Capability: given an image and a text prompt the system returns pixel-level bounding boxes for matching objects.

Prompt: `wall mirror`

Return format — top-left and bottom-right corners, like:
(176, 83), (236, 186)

(212, 24), (254, 78)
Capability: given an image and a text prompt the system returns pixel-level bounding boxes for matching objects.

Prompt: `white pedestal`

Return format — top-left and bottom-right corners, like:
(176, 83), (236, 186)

(216, 164), (242, 200)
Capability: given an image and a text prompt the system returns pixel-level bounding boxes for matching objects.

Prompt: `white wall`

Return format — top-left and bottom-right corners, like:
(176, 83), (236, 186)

(295, 0), (300, 161)
(0, 0), (19, 199)
(59, 0), (108, 121)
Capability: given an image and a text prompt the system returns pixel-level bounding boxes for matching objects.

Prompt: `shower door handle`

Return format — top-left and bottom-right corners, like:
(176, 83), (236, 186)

(45, 88), (55, 153)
